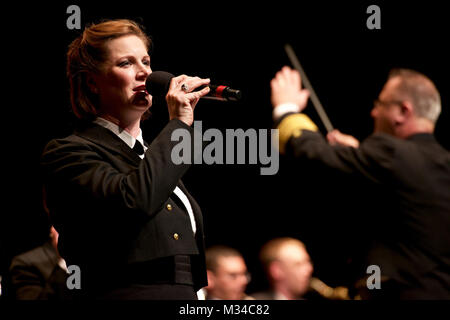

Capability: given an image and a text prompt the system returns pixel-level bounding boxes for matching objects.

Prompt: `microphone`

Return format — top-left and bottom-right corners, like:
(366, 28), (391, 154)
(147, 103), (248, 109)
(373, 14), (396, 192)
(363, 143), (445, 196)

(146, 71), (242, 102)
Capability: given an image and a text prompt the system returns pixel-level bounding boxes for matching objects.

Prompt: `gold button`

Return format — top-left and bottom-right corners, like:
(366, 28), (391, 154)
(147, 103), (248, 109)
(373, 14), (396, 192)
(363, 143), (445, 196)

(173, 233), (179, 240)
(166, 204), (172, 211)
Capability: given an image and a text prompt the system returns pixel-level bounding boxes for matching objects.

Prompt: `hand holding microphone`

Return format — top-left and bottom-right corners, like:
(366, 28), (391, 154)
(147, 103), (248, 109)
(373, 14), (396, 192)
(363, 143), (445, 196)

(165, 74), (211, 126)
(146, 71), (242, 102)
(146, 71), (242, 126)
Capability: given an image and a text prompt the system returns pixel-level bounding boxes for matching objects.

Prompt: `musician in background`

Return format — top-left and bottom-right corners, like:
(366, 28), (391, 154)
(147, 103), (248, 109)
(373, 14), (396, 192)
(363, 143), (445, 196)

(9, 227), (70, 300)
(270, 66), (450, 299)
(204, 245), (253, 300)
(253, 237), (349, 300)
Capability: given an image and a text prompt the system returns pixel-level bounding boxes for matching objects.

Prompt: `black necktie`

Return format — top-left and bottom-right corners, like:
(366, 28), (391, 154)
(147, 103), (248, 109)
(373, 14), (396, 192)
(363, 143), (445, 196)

(132, 140), (144, 156)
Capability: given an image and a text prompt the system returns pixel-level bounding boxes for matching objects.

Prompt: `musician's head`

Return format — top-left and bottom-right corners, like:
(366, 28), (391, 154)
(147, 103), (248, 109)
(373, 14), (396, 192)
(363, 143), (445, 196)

(260, 237), (313, 299)
(66, 19), (153, 122)
(205, 245), (251, 300)
(371, 68), (441, 137)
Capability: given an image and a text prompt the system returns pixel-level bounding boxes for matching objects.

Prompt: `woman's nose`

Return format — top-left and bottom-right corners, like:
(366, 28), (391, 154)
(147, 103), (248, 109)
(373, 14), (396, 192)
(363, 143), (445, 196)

(137, 64), (151, 80)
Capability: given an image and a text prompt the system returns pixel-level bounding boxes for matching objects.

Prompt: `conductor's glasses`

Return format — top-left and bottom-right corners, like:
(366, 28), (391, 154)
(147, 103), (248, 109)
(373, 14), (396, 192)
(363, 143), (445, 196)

(373, 99), (404, 107)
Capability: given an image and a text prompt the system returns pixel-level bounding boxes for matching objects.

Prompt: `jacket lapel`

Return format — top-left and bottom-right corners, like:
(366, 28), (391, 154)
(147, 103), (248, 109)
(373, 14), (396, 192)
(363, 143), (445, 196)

(74, 123), (203, 232)
(75, 122), (142, 165)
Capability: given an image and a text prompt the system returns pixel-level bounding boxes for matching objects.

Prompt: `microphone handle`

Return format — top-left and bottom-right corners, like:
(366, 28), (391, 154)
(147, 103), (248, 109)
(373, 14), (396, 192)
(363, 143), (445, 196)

(198, 85), (242, 101)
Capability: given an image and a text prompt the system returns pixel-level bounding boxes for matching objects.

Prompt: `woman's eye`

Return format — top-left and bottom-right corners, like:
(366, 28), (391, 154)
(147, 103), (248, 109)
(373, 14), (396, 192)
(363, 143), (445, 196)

(118, 60), (131, 67)
(143, 60), (150, 66)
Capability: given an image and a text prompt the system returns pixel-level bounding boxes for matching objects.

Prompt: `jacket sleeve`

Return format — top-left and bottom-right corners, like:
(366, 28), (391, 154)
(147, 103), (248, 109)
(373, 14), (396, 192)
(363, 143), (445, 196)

(277, 113), (396, 184)
(41, 119), (193, 219)
(9, 258), (46, 300)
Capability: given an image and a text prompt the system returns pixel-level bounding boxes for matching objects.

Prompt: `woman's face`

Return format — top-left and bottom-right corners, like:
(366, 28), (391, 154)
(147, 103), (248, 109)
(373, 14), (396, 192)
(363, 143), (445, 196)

(91, 35), (152, 120)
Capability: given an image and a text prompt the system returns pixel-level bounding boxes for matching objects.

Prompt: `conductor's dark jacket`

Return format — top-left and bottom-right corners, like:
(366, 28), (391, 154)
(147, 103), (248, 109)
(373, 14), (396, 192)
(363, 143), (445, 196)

(41, 119), (206, 295)
(277, 113), (450, 299)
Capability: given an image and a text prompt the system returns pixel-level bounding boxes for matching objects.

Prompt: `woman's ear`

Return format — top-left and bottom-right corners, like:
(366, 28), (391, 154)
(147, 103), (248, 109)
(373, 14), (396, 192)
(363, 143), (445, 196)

(86, 73), (98, 94)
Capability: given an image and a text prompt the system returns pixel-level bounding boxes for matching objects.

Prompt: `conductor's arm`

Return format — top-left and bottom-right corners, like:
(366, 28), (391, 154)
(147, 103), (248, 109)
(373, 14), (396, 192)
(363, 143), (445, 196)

(271, 66), (394, 183)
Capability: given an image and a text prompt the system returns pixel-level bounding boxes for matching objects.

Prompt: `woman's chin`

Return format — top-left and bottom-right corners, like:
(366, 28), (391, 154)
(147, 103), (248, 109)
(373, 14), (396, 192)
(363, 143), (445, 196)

(132, 92), (152, 106)
(132, 96), (152, 110)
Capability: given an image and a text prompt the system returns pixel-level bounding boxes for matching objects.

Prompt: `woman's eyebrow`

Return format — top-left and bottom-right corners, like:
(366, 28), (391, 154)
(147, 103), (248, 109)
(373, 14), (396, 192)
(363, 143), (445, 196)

(115, 54), (150, 61)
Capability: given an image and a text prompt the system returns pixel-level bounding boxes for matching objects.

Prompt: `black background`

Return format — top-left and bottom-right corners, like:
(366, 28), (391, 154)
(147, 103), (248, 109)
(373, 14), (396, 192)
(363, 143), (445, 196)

(3, 0), (450, 297)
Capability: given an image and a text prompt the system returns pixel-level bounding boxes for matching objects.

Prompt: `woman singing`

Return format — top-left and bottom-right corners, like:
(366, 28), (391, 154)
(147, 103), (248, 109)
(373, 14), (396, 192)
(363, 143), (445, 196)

(41, 19), (210, 299)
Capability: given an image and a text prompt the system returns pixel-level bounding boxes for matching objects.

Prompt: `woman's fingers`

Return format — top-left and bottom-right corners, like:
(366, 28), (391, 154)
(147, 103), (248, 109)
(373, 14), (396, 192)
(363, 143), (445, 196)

(169, 74), (188, 92)
(166, 75), (210, 125)
(180, 77), (211, 93)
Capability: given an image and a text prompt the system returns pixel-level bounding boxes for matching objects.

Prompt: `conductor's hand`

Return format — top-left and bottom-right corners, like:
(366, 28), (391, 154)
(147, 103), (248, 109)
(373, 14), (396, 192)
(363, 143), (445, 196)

(327, 129), (360, 148)
(271, 66), (310, 112)
(166, 75), (210, 126)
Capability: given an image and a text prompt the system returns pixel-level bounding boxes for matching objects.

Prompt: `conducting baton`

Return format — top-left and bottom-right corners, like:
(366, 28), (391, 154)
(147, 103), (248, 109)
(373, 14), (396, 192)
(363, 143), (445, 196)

(284, 44), (334, 132)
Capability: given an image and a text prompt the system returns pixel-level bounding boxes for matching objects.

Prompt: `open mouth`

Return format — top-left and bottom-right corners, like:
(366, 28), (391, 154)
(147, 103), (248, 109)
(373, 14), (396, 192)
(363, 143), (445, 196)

(133, 85), (148, 94)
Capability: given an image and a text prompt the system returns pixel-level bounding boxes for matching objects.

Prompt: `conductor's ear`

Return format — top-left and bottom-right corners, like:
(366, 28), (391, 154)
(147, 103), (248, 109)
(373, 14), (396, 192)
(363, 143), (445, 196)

(402, 101), (414, 116)
(396, 100), (413, 124)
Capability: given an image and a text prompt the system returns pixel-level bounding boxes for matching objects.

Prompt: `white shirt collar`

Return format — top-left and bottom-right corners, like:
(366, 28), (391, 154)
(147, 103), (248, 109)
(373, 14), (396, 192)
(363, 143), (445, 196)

(94, 117), (146, 153)
(274, 291), (289, 300)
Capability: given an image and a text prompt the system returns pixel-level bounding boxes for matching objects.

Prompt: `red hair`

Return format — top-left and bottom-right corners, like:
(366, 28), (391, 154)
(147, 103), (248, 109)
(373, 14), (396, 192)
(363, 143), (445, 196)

(66, 19), (151, 120)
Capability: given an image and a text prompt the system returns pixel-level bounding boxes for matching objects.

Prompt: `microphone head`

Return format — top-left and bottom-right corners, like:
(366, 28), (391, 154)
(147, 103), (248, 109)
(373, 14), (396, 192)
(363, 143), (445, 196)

(146, 71), (174, 97)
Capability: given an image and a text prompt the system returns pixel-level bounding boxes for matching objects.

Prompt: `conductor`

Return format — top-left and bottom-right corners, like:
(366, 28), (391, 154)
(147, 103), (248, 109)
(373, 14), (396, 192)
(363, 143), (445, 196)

(271, 66), (450, 299)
